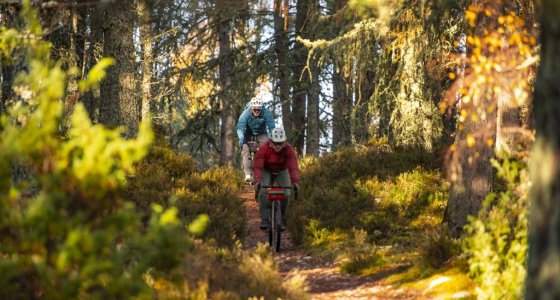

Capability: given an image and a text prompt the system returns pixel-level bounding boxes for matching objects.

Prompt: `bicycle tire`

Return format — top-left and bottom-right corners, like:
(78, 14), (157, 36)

(271, 201), (281, 252)
(267, 200), (274, 246)
(274, 203), (281, 252)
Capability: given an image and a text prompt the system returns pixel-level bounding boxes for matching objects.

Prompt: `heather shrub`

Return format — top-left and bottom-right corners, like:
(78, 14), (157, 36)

(290, 141), (447, 274)
(335, 228), (385, 275)
(356, 167), (448, 233)
(291, 145), (446, 241)
(173, 166), (245, 247)
(302, 221), (384, 275)
(126, 142), (245, 247)
(419, 226), (463, 269)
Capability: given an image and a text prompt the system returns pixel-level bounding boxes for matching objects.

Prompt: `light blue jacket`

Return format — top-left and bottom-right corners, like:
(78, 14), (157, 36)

(236, 106), (275, 142)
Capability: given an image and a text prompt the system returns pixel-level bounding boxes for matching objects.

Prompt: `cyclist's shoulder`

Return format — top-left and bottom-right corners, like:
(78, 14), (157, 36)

(238, 108), (251, 119)
(285, 144), (298, 154)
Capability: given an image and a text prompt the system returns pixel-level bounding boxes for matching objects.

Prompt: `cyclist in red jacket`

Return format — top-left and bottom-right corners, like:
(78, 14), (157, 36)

(253, 127), (299, 230)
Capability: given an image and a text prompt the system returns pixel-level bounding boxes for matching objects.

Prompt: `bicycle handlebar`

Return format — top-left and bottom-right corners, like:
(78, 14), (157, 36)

(259, 186), (293, 189)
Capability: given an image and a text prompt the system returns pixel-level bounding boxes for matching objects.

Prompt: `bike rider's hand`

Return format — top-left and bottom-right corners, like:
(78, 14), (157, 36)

(293, 183), (299, 192)
(239, 139), (244, 148)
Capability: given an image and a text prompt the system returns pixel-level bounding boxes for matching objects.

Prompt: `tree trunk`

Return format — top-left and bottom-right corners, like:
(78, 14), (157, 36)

(98, 0), (139, 137)
(217, 3), (234, 165)
(353, 70), (374, 144)
(63, 7), (86, 128)
(495, 92), (521, 154)
(274, 0), (292, 138)
(138, 0), (154, 122)
(306, 63), (320, 155)
(526, 1), (560, 298)
(0, 6), (17, 115)
(290, 0), (311, 154)
(444, 0), (499, 235)
(82, 6), (104, 123)
(332, 66), (352, 149)
(329, 0), (352, 150)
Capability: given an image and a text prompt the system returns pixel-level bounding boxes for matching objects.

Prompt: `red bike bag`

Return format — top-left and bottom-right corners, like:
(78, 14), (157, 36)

(267, 187), (286, 201)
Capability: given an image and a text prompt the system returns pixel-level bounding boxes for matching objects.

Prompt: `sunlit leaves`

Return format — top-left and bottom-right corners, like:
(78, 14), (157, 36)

(187, 214), (209, 236)
(466, 156), (528, 299)
(79, 57), (114, 92)
(58, 105), (153, 198)
(466, 9), (477, 27)
(451, 2), (538, 155)
(172, 43), (215, 118)
(0, 28), (21, 62)
(467, 134), (476, 147)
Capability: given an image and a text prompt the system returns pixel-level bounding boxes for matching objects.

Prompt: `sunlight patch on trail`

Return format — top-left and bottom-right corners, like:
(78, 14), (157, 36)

(427, 276), (451, 291)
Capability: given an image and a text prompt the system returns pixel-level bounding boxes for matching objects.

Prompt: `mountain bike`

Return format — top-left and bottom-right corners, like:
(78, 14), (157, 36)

(257, 180), (297, 252)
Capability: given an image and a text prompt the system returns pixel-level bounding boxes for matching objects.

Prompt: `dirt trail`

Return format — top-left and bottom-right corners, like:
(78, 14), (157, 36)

(241, 186), (424, 300)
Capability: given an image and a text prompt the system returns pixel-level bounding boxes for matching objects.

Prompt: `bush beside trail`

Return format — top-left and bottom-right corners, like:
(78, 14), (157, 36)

(126, 140), (246, 248)
(288, 141), (449, 274)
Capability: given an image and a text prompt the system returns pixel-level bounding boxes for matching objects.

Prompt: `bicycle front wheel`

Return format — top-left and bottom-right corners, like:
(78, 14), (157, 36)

(270, 200), (281, 252)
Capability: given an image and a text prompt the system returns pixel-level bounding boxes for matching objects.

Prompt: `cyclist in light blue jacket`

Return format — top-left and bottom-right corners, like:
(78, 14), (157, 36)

(237, 98), (275, 182)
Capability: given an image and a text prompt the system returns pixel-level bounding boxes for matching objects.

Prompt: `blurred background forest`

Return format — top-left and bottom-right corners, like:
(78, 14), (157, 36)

(1, 0), (559, 299)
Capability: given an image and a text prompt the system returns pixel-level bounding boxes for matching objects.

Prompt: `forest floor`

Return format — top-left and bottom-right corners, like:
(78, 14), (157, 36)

(241, 186), (427, 300)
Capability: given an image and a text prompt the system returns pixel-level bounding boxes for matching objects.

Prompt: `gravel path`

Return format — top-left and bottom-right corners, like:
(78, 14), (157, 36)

(241, 186), (424, 299)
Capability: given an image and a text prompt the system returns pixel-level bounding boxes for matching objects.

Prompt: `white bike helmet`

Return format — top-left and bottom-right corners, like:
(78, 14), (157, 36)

(250, 98), (263, 109)
(270, 127), (287, 142)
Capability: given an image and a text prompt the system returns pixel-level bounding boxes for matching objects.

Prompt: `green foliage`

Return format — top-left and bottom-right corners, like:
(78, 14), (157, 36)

(303, 219), (349, 258)
(369, 0), (460, 150)
(174, 166), (245, 247)
(336, 228), (385, 275)
(146, 242), (307, 300)
(291, 141), (448, 275)
(419, 226), (463, 269)
(126, 143), (245, 247)
(302, 222), (384, 275)
(356, 167), (448, 233)
(78, 57), (114, 91)
(0, 5), (300, 299)
(465, 156), (528, 300)
(0, 4), (190, 297)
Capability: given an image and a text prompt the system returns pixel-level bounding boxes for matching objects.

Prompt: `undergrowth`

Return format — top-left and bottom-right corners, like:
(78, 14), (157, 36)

(290, 142), (448, 275)
(126, 139), (246, 247)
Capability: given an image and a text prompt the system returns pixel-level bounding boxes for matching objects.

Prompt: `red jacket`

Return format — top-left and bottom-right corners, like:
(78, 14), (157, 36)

(253, 141), (299, 184)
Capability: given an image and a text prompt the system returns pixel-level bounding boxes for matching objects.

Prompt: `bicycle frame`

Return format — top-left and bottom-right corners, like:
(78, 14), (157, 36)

(256, 184), (297, 252)
(266, 186), (285, 252)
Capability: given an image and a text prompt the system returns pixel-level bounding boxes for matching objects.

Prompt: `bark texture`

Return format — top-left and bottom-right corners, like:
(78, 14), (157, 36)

(98, 0), (139, 137)
(526, 1), (560, 298)
(138, 0), (154, 121)
(274, 0), (292, 139)
(217, 2), (234, 165)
